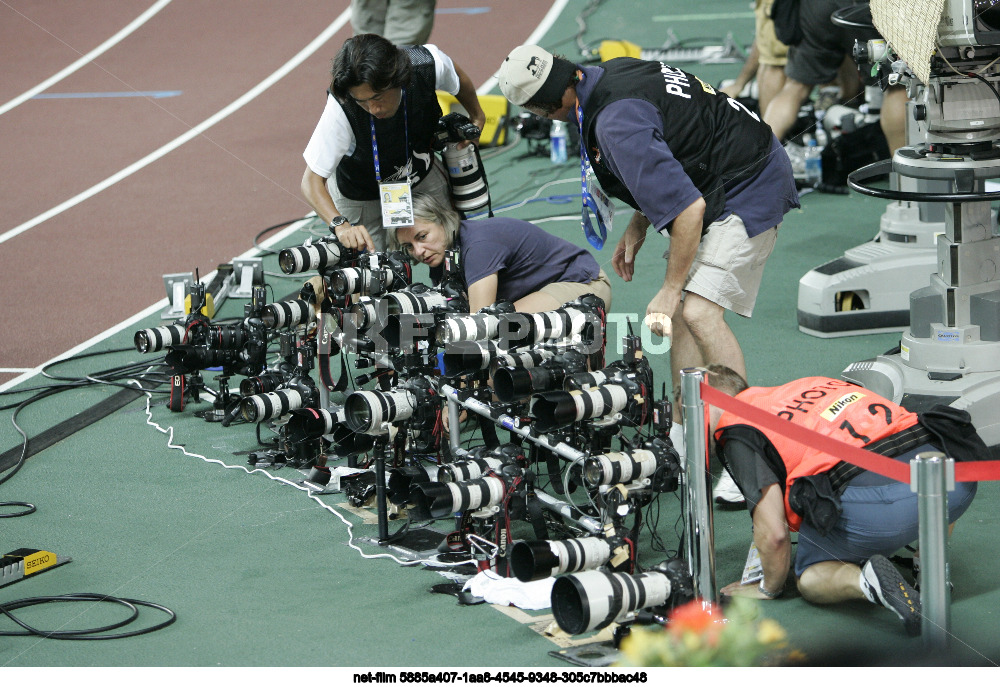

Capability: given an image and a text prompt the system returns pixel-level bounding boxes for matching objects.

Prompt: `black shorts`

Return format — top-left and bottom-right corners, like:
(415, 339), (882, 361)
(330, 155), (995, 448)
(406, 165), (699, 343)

(785, 0), (856, 86)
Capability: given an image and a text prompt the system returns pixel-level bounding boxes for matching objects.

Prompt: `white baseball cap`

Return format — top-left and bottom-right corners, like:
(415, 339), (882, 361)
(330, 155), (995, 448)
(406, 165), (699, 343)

(497, 45), (576, 106)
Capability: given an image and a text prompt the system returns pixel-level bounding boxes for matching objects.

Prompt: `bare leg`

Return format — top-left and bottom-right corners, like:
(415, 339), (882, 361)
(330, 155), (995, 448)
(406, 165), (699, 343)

(835, 54), (863, 104)
(880, 85), (909, 156)
(763, 78), (813, 142)
(797, 561), (868, 604)
(680, 292), (747, 381)
(669, 297), (704, 413)
(756, 63), (786, 120)
(671, 293), (747, 422)
(513, 291), (563, 314)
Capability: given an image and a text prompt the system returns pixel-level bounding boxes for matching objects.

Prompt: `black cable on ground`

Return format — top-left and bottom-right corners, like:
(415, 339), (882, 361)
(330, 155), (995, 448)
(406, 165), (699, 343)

(253, 216), (315, 255)
(0, 593), (176, 639)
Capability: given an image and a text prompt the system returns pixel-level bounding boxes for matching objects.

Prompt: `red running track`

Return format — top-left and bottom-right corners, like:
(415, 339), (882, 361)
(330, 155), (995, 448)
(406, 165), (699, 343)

(0, 0), (556, 386)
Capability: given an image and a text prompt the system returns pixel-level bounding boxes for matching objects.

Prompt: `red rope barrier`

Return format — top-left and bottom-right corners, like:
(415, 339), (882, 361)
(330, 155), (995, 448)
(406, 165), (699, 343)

(698, 383), (1000, 483)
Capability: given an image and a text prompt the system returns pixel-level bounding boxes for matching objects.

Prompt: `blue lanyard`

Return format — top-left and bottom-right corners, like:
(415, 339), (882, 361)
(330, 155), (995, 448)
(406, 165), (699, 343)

(369, 88), (409, 184)
(576, 103), (608, 250)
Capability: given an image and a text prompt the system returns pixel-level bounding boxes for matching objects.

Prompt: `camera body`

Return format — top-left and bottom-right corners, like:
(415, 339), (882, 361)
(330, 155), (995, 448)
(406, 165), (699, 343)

(432, 112), (482, 150)
(937, 0), (1000, 48)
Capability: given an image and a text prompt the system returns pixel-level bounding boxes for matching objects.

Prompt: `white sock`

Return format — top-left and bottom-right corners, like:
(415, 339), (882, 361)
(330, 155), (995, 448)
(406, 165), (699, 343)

(859, 565), (877, 604)
(669, 422), (686, 460)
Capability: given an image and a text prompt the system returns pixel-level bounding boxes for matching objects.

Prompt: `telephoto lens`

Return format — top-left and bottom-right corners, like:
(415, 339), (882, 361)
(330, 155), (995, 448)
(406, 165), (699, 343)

(437, 311), (501, 345)
(239, 371), (285, 396)
(509, 537), (612, 583)
(386, 463), (435, 506)
(328, 267), (372, 298)
(349, 297), (383, 332)
(440, 340), (504, 377)
(278, 237), (355, 274)
(565, 368), (618, 391)
(381, 313), (436, 351)
(492, 350), (587, 403)
(550, 569), (674, 635)
(343, 388), (416, 434)
(240, 388), (306, 423)
(407, 473), (508, 521)
(583, 448), (660, 488)
(528, 385), (630, 432)
(386, 289), (448, 316)
(283, 407), (376, 456)
(134, 323), (187, 353)
(493, 347), (557, 370)
(436, 455), (505, 483)
(261, 299), (315, 329)
(204, 323), (248, 350)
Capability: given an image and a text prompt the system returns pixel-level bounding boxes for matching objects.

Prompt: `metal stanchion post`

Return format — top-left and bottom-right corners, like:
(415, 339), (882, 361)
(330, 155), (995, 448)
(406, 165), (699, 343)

(681, 368), (717, 605)
(447, 395), (461, 451)
(911, 451), (953, 650)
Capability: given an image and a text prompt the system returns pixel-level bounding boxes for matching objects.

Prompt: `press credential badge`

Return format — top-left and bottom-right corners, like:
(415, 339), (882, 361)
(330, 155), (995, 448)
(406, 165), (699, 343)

(380, 181), (414, 227)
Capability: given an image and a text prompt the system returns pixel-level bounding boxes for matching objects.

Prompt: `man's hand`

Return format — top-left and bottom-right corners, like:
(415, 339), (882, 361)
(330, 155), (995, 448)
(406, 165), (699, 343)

(456, 112), (486, 150)
(612, 212), (650, 281)
(335, 222), (376, 253)
(645, 287), (680, 337)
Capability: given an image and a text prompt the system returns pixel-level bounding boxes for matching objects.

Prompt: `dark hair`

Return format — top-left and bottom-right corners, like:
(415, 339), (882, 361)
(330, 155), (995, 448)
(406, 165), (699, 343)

(330, 34), (412, 101)
(523, 55), (578, 114)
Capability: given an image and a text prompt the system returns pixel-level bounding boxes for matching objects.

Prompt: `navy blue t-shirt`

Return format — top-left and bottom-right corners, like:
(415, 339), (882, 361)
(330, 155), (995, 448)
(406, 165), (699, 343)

(575, 65), (799, 237)
(459, 217), (599, 303)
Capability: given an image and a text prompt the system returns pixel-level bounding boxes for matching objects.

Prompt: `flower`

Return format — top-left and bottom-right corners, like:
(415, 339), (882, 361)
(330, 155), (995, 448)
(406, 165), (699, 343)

(616, 596), (798, 667)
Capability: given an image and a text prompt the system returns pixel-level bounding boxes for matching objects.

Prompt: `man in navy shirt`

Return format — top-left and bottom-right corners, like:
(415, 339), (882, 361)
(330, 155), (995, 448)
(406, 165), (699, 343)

(497, 45), (799, 412)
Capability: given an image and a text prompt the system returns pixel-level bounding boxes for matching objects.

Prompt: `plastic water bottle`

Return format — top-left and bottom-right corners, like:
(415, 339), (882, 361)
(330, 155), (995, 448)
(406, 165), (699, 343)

(804, 137), (822, 187)
(550, 120), (568, 164)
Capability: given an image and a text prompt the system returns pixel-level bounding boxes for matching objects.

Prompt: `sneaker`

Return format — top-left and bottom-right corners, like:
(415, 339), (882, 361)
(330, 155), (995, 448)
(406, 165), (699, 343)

(713, 469), (746, 509)
(861, 554), (922, 636)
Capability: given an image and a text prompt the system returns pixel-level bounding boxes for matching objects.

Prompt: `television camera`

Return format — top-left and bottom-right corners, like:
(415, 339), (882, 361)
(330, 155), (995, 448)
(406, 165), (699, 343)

(819, 0), (1000, 446)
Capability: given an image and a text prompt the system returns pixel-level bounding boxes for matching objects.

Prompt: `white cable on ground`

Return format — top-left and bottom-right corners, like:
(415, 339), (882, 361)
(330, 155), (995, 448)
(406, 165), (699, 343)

(131, 380), (474, 569)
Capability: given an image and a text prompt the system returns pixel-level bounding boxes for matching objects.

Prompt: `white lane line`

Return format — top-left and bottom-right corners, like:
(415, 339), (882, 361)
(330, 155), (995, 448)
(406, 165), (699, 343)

(0, 216), (317, 393)
(476, 0), (569, 94)
(0, 9), (350, 247)
(0, 0), (173, 116)
(0, 0), (563, 390)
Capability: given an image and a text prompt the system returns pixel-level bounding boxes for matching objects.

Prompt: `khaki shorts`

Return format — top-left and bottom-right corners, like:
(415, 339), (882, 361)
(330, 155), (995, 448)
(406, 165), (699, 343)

(756, 0), (788, 66)
(538, 269), (612, 310)
(665, 214), (778, 317)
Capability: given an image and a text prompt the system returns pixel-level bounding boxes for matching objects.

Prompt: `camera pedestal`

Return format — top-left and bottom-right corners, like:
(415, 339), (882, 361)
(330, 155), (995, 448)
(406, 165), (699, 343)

(797, 189), (944, 337)
(843, 147), (1000, 447)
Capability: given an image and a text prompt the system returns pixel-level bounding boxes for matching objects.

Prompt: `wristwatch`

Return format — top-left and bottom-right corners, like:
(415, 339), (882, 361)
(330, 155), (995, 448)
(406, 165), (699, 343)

(758, 580), (783, 599)
(328, 215), (349, 229)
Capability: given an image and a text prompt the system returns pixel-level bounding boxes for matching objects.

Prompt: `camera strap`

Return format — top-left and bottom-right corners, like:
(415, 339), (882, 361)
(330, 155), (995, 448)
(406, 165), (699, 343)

(524, 488), (549, 540)
(317, 299), (348, 392)
(370, 89), (415, 228)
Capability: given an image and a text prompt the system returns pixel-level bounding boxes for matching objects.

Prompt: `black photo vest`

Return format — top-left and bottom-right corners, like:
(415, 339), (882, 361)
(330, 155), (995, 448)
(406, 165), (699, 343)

(335, 46), (443, 201)
(581, 58), (774, 231)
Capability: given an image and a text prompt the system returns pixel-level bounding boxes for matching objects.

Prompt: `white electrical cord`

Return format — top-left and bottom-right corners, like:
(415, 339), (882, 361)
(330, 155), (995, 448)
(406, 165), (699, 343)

(130, 380), (475, 569)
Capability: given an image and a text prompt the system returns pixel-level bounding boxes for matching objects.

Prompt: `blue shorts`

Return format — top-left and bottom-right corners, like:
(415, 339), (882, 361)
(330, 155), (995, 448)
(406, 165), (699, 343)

(794, 447), (978, 576)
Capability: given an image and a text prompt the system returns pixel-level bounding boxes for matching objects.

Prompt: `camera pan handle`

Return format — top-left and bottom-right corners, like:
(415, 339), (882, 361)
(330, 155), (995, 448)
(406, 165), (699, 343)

(847, 158), (1000, 202)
